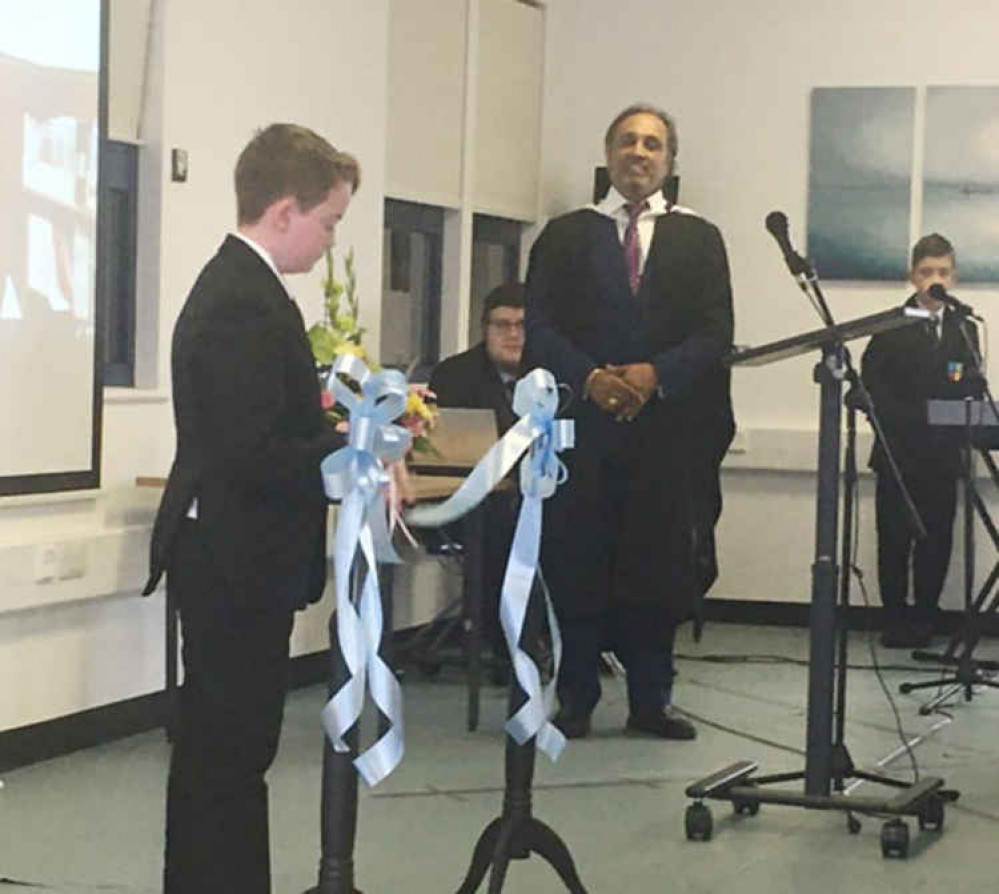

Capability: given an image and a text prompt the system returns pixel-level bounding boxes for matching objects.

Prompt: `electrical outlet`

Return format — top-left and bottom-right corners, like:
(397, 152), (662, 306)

(171, 148), (188, 182)
(34, 543), (60, 582)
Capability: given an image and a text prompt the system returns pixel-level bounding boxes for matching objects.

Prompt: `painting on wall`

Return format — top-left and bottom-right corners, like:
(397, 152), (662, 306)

(923, 86), (999, 283)
(806, 87), (915, 281)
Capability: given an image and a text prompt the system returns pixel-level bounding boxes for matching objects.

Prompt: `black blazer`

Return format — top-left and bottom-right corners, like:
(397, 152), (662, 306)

(429, 342), (517, 434)
(862, 296), (982, 478)
(144, 236), (343, 611)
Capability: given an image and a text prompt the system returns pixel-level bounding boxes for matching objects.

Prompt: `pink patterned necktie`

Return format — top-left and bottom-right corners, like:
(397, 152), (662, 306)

(624, 201), (648, 294)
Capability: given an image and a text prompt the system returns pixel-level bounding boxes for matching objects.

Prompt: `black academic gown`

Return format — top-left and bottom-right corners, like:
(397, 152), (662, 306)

(524, 207), (734, 629)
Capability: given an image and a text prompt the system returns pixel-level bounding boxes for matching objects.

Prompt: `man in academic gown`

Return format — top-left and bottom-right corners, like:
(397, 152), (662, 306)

(524, 103), (735, 740)
(143, 123), (358, 894)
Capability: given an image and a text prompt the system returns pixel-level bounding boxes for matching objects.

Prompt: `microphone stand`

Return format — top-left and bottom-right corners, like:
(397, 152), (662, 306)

(900, 302), (999, 710)
(791, 255), (928, 797)
(685, 225), (956, 860)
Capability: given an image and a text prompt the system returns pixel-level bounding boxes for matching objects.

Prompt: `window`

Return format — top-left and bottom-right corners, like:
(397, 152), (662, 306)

(468, 214), (521, 344)
(99, 139), (138, 386)
(381, 199), (443, 377)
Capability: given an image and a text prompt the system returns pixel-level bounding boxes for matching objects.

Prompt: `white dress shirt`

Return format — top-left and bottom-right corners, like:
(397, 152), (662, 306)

(232, 231), (288, 294)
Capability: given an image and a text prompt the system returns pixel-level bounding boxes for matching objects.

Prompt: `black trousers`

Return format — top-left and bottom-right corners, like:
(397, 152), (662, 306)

(557, 607), (677, 719)
(550, 448), (682, 720)
(164, 520), (294, 894)
(875, 470), (958, 628)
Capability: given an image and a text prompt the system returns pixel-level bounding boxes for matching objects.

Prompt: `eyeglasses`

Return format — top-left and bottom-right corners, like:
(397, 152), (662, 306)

(488, 320), (525, 334)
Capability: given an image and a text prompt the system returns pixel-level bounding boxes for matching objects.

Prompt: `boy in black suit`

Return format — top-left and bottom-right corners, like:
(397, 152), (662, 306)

(145, 123), (358, 894)
(862, 233), (981, 649)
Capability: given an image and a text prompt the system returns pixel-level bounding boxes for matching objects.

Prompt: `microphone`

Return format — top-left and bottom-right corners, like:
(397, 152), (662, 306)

(928, 284), (981, 320)
(765, 211), (812, 277)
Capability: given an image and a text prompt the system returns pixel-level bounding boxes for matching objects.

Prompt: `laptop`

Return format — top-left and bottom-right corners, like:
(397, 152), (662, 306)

(409, 407), (499, 476)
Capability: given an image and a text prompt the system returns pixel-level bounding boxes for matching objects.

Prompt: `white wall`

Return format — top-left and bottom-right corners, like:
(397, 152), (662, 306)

(5, 0), (999, 734)
(0, 0), (390, 732)
(539, 0), (999, 606)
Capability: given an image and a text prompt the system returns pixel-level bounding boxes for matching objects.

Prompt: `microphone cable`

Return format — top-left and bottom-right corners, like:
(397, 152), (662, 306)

(845, 472), (922, 783)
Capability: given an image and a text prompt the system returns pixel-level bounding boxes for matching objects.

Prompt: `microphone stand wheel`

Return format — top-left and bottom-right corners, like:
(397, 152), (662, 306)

(684, 802), (713, 841)
(880, 818), (910, 859)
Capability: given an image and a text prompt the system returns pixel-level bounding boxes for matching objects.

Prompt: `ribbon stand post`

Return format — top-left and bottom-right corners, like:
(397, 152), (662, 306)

(306, 356), (410, 894)
(454, 585), (587, 894)
(407, 369), (588, 894)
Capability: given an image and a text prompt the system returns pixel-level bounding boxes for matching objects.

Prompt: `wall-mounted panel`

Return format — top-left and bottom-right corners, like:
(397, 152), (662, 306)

(107, 0), (152, 142)
(386, 0), (467, 206)
(474, 0), (544, 221)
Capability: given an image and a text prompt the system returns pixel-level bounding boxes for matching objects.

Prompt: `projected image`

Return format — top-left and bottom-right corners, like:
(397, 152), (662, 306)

(0, 0), (102, 481)
(806, 87), (915, 281)
(923, 86), (999, 283)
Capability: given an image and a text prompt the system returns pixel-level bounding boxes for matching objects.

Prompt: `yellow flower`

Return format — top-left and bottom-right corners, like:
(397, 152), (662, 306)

(406, 391), (436, 423)
(336, 341), (368, 360)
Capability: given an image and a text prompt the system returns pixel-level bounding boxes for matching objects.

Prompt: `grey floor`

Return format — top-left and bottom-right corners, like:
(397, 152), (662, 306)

(2, 622), (999, 893)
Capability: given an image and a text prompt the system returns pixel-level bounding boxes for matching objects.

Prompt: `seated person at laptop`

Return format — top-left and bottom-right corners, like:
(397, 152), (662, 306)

(430, 282), (524, 433)
(429, 283), (525, 680)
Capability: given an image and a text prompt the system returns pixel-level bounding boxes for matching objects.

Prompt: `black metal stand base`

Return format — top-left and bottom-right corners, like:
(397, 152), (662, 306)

(456, 732), (587, 894)
(685, 757), (958, 858)
(691, 342), (960, 861)
(900, 439), (999, 712)
(305, 744), (363, 894)
(901, 650), (999, 714)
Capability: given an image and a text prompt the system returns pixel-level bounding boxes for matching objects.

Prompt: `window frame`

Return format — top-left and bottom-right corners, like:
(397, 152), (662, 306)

(382, 198), (444, 370)
(99, 139), (139, 387)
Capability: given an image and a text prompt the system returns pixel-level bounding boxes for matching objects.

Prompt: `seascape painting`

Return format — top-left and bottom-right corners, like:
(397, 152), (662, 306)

(923, 86), (999, 283)
(806, 87), (915, 281)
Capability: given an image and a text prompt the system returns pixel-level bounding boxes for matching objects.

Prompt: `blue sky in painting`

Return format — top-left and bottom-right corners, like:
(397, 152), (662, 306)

(924, 87), (999, 283)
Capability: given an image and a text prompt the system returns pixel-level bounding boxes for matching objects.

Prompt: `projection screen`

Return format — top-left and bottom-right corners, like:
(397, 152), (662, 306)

(0, 0), (107, 496)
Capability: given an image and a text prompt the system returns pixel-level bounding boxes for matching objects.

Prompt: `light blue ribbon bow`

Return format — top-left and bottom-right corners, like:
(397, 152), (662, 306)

(319, 354), (410, 786)
(407, 368), (573, 761)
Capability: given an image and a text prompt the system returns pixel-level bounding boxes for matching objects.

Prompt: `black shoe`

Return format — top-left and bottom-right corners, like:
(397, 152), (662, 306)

(625, 710), (697, 740)
(879, 625), (931, 649)
(553, 709), (591, 739)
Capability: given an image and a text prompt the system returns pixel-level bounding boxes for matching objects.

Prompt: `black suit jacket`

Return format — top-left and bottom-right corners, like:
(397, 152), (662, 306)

(862, 296), (982, 479)
(523, 208), (735, 622)
(429, 342), (517, 434)
(144, 236), (343, 611)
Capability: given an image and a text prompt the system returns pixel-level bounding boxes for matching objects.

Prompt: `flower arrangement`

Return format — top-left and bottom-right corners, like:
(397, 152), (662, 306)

(309, 248), (438, 454)
(308, 247), (367, 366)
(401, 384), (438, 455)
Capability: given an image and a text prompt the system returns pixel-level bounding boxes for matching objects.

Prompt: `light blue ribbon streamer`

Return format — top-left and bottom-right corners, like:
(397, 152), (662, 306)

(406, 368), (573, 761)
(319, 355), (410, 786)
